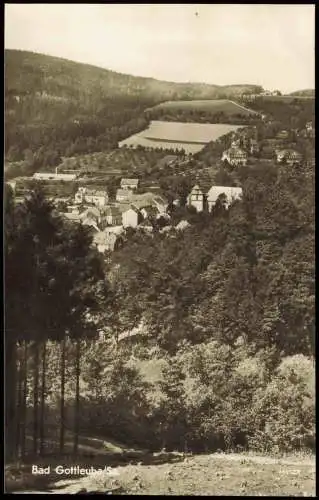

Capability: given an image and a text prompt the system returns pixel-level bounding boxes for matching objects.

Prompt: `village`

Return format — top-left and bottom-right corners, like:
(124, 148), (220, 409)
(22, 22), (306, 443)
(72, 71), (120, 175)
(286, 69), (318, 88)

(7, 117), (315, 256)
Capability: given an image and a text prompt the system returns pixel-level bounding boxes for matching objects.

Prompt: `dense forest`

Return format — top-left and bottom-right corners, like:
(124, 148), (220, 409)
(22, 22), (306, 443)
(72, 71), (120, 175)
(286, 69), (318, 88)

(4, 49), (315, 462)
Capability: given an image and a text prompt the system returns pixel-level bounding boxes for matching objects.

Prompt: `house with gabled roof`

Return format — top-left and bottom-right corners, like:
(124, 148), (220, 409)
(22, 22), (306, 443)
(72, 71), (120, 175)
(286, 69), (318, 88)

(187, 185), (205, 212)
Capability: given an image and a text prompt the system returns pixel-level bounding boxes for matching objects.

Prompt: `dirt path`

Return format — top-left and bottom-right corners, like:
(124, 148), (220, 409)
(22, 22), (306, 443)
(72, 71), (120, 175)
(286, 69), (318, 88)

(7, 452), (315, 496)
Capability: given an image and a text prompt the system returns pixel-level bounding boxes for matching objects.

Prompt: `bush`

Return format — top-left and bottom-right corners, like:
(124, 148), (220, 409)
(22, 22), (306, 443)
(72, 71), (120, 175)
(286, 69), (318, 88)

(249, 356), (315, 453)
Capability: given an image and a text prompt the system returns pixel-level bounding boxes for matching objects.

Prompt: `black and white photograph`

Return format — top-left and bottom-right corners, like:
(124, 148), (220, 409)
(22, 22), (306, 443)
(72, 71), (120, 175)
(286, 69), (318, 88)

(4, 3), (315, 495)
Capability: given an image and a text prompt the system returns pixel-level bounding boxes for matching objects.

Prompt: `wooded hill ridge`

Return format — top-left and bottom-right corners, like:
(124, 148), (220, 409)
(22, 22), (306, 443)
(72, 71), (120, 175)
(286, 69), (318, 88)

(5, 49), (264, 101)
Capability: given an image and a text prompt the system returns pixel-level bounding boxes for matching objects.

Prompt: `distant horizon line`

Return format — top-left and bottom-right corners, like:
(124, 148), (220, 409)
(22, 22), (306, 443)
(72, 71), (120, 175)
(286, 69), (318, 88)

(5, 47), (315, 95)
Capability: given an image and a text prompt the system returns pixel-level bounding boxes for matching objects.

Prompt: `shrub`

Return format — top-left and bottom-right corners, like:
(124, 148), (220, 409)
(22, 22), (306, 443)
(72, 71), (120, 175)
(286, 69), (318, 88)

(249, 356), (315, 452)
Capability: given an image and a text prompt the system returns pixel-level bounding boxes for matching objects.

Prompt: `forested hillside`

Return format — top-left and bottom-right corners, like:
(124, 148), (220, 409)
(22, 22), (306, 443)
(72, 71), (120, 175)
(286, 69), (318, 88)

(5, 50), (262, 167)
(4, 50), (315, 469)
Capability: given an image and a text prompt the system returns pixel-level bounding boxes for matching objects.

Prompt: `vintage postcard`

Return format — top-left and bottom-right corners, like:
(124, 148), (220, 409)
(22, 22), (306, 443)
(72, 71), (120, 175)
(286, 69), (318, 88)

(4, 4), (315, 495)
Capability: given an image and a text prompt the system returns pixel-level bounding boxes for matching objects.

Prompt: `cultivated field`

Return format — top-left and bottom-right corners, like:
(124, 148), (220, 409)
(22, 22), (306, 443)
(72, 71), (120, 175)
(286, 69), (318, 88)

(147, 99), (258, 115)
(118, 120), (243, 154)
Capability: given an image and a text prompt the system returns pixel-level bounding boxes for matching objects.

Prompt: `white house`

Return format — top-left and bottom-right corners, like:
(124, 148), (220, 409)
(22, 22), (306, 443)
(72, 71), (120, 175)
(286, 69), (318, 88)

(122, 206), (142, 228)
(120, 178), (139, 190)
(207, 186), (243, 211)
(187, 185), (205, 212)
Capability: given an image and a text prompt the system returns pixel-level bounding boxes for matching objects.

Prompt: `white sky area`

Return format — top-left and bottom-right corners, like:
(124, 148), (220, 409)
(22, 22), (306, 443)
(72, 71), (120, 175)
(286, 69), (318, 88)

(5, 4), (315, 93)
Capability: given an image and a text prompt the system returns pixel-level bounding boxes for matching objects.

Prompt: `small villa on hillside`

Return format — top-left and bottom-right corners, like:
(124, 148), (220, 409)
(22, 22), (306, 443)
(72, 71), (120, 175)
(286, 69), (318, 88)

(222, 147), (248, 166)
(75, 187), (109, 207)
(275, 149), (303, 165)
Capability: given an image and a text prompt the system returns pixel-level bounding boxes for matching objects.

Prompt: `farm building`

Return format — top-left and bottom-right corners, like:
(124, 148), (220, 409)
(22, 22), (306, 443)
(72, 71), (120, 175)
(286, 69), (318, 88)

(222, 147), (248, 166)
(33, 172), (78, 181)
(120, 178), (139, 190)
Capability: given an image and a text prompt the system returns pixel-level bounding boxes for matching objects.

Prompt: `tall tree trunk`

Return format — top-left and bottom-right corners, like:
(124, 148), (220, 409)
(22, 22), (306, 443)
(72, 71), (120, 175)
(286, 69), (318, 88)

(15, 351), (23, 458)
(59, 338), (66, 454)
(39, 341), (46, 456)
(21, 341), (28, 458)
(5, 339), (17, 461)
(33, 342), (40, 456)
(73, 339), (81, 456)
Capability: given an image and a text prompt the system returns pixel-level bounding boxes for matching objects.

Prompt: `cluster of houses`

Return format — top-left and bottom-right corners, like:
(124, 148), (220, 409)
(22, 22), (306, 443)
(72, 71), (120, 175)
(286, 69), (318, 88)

(60, 177), (173, 252)
(221, 125), (308, 167)
(57, 174), (245, 254)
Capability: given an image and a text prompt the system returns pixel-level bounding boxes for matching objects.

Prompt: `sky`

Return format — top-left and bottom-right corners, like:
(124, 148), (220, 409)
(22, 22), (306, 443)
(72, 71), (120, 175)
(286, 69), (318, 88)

(5, 4), (315, 94)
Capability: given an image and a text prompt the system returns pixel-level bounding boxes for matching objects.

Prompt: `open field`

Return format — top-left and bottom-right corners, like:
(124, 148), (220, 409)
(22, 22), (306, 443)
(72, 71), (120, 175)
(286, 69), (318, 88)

(147, 99), (258, 116)
(119, 120), (244, 154)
